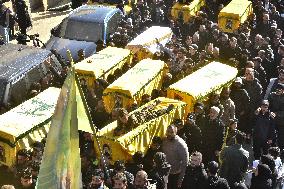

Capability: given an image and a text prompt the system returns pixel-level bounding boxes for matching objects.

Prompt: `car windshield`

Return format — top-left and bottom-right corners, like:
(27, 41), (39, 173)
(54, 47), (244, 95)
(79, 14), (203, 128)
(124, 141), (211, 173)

(64, 19), (103, 42)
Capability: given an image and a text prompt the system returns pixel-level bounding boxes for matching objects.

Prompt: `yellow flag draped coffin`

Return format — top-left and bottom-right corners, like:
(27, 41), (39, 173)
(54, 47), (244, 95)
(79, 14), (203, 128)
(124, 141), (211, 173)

(126, 26), (173, 61)
(167, 62), (238, 115)
(103, 58), (168, 113)
(218, 0), (253, 33)
(75, 46), (133, 89)
(0, 87), (60, 167)
(94, 97), (186, 162)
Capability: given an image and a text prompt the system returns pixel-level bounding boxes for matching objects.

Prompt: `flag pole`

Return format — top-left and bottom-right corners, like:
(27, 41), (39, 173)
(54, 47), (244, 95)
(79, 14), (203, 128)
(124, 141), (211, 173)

(66, 50), (110, 179)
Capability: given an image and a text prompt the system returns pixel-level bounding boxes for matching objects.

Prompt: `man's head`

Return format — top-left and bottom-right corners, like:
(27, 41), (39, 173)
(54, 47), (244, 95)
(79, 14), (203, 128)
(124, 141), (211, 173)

(220, 87), (230, 100)
(20, 170), (33, 188)
(17, 149), (29, 165)
(260, 100), (269, 113)
(207, 161), (219, 176)
(279, 69), (284, 81)
(245, 68), (254, 81)
(166, 124), (177, 140)
(275, 83), (284, 95)
(113, 172), (128, 189)
(194, 102), (204, 115)
(235, 132), (246, 145)
(134, 170), (148, 188)
(151, 136), (162, 150)
(90, 169), (105, 188)
(190, 151), (202, 167)
(209, 106), (220, 120)
(229, 119), (238, 130)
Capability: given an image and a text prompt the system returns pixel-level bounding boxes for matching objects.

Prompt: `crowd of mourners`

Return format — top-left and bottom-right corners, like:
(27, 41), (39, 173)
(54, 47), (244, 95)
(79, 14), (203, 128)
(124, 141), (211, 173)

(0, 0), (284, 188)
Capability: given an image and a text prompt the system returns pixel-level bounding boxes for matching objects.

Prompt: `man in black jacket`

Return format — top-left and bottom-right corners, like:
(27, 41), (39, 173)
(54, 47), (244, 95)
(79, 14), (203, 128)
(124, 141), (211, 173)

(178, 114), (202, 154)
(230, 77), (250, 134)
(202, 106), (225, 164)
(268, 83), (284, 149)
(182, 151), (207, 189)
(219, 133), (249, 187)
(205, 161), (230, 189)
(253, 100), (276, 160)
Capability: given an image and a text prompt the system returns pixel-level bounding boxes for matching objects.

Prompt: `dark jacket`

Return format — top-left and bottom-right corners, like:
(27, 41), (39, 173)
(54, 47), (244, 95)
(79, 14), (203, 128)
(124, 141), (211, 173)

(253, 111), (275, 141)
(202, 118), (225, 152)
(230, 87), (250, 119)
(219, 144), (249, 187)
(177, 122), (202, 154)
(205, 176), (230, 189)
(182, 164), (207, 189)
(149, 163), (171, 189)
(143, 147), (162, 172)
(250, 177), (272, 189)
(242, 78), (263, 112)
(268, 92), (284, 126)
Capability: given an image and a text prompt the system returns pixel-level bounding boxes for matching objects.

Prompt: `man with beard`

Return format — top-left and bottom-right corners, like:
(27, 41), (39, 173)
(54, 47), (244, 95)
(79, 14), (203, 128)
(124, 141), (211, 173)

(162, 124), (189, 189)
(220, 87), (235, 126)
(88, 169), (109, 189)
(182, 151), (207, 189)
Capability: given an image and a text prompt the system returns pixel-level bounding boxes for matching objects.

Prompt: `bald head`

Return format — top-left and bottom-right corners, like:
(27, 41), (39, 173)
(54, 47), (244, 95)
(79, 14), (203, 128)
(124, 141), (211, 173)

(166, 124), (177, 140)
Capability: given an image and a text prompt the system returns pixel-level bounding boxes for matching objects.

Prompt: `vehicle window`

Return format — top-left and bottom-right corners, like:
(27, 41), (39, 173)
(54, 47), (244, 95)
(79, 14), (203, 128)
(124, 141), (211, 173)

(50, 54), (63, 73)
(64, 20), (103, 42)
(10, 76), (28, 106)
(0, 79), (7, 104)
(26, 65), (43, 87)
(106, 12), (122, 37)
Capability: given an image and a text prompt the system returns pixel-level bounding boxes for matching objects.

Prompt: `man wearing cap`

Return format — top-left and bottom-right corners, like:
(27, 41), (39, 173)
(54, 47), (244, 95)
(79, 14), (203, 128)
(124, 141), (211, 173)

(202, 106), (225, 164)
(268, 83), (284, 150)
(219, 133), (249, 187)
(253, 100), (276, 160)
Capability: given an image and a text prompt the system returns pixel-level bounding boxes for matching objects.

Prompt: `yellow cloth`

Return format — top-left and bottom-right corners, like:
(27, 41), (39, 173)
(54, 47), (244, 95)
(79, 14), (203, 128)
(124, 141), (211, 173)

(171, 0), (205, 23)
(94, 97), (187, 161)
(37, 67), (82, 189)
(126, 26), (172, 61)
(218, 0), (253, 33)
(0, 87), (60, 166)
(167, 62), (238, 115)
(103, 58), (168, 113)
(74, 47), (132, 88)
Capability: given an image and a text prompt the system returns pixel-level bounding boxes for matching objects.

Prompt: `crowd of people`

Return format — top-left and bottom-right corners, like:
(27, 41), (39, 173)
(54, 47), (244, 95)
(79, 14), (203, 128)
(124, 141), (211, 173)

(0, 0), (284, 188)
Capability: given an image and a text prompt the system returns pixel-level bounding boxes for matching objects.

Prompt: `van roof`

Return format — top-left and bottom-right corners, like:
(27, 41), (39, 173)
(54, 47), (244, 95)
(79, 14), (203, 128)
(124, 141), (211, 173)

(0, 44), (51, 82)
(69, 5), (119, 24)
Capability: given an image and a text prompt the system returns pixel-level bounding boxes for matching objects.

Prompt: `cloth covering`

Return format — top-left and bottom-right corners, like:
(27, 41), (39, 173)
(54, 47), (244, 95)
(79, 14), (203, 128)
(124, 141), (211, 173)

(171, 0), (206, 23)
(103, 58), (168, 113)
(0, 87), (60, 166)
(218, 0), (253, 33)
(167, 62), (238, 115)
(74, 46), (132, 88)
(94, 97), (186, 161)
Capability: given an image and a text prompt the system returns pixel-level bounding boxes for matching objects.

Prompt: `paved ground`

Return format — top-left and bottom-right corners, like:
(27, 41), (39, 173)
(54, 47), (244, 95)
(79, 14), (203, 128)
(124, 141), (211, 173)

(4, 0), (71, 44)
(27, 9), (71, 43)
